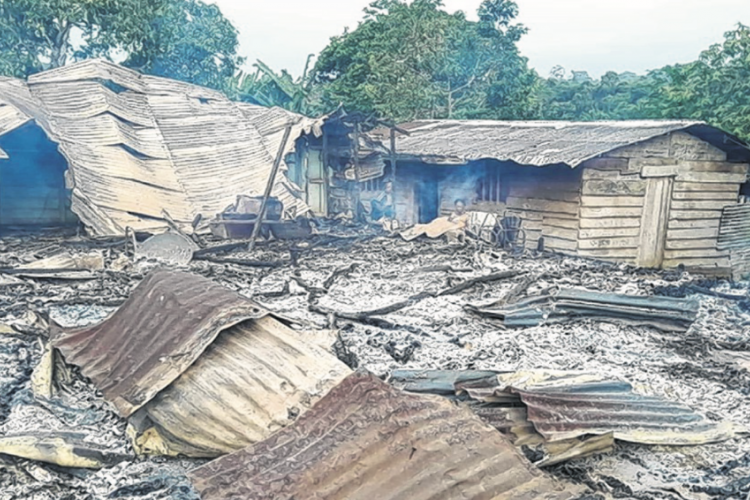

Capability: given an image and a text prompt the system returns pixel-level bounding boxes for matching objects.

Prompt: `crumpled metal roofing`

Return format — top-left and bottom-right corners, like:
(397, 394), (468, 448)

(718, 204), (750, 280)
(51, 270), (351, 458)
(468, 288), (700, 333)
(134, 316), (351, 458)
(0, 59), (322, 235)
(458, 371), (743, 445)
(189, 372), (585, 500)
(50, 270), (270, 418)
(368, 119), (747, 167)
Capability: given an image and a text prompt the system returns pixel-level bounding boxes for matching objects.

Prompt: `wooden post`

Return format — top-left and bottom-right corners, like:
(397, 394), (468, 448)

(390, 126), (397, 219)
(248, 124), (293, 252)
(352, 121), (362, 217)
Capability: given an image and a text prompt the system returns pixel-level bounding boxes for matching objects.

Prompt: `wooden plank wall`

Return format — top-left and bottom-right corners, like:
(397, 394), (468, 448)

(504, 165), (582, 252)
(577, 158), (644, 264)
(580, 131), (748, 271)
(433, 162), (583, 251)
(393, 167), (420, 225)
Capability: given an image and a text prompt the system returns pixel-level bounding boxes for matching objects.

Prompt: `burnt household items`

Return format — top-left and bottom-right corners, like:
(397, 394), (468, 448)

(209, 195), (311, 241)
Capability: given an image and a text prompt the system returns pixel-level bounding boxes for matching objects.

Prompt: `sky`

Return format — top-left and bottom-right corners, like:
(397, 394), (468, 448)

(209, 0), (750, 79)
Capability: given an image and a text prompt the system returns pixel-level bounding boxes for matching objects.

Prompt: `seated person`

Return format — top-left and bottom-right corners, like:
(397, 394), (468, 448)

(400, 199), (471, 242)
(370, 180), (395, 221)
(445, 199), (470, 243)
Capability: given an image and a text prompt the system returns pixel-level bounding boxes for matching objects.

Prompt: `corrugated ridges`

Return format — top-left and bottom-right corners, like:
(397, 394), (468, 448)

(0, 59), (319, 235)
(50, 270), (269, 417)
(189, 372), (585, 500)
(369, 120), (740, 167)
(718, 203), (750, 250)
(457, 371), (741, 445)
(140, 317), (351, 457)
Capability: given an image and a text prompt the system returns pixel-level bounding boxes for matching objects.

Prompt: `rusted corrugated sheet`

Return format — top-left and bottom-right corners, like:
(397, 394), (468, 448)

(392, 370), (742, 446)
(368, 120), (749, 167)
(51, 270), (351, 457)
(133, 316), (351, 458)
(468, 288), (699, 332)
(50, 270), (269, 417)
(458, 371), (742, 445)
(718, 203), (750, 280)
(189, 372), (585, 500)
(0, 59), (322, 236)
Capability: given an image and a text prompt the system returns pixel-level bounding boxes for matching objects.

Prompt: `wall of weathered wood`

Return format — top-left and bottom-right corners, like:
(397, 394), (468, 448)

(431, 161), (582, 252)
(579, 131), (748, 273)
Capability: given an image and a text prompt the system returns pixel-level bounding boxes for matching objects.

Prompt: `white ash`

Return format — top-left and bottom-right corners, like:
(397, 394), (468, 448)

(1, 234), (750, 499)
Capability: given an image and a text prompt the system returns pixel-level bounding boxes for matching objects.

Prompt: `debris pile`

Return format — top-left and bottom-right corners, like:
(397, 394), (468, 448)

(1, 231), (750, 499)
(392, 369), (744, 467)
(50, 270), (351, 458)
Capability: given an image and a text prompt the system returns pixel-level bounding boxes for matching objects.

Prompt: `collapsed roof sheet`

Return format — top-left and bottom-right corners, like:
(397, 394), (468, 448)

(472, 371), (744, 445)
(397, 370), (742, 445)
(189, 372), (585, 500)
(133, 316), (351, 458)
(0, 59), (321, 235)
(369, 120), (749, 167)
(50, 270), (270, 417)
(469, 288), (700, 332)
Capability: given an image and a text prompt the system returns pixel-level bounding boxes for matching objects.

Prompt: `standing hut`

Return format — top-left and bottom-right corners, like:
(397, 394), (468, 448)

(298, 119), (750, 275)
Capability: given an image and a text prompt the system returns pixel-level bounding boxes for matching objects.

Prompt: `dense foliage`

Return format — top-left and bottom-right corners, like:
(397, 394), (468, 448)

(0, 0), (241, 91)
(312, 0), (536, 121)
(533, 24), (750, 140)
(1, 0), (748, 140)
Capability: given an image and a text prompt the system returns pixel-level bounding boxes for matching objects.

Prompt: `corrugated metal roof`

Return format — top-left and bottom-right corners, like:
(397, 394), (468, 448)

(468, 288), (699, 332)
(369, 120), (749, 167)
(136, 316), (351, 458)
(189, 372), (586, 500)
(456, 371), (742, 445)
(50, 270), (270, 417)
(0, 59), (322, 235)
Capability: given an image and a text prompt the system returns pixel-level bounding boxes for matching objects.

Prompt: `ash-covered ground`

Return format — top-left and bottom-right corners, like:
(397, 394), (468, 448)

(1, 230), (750, 500)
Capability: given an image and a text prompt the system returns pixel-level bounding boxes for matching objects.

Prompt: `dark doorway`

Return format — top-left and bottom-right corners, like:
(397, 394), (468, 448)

(416, 180), (440, 223)
(0, 122), (77, 231)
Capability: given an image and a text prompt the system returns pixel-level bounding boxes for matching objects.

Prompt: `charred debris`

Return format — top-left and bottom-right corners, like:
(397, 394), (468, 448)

(2, 60), (750, 500)
(1, 226), (750, 500)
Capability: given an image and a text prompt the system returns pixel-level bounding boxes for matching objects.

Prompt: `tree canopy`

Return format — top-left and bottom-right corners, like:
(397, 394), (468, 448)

(0, 0), (748, 141)
(312, 0), (536, 122)
(532, 24), (750, 140)
(0, 0), (241, 91)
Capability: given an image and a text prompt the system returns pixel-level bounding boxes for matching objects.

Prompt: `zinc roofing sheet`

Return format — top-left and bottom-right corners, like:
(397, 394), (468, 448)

(0, 59), (321, 235)
(50, 270), (269, 417)
(190, 372), (585, 500)
(369, 120), (748, 167)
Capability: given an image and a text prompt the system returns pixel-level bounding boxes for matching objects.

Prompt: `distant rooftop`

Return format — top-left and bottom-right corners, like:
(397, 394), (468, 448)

(368, 119), (750, 167)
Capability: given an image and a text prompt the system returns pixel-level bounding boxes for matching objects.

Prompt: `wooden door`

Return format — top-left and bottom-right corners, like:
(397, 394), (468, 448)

(305, 149), (328, 216)
(637, 176), (674, 268)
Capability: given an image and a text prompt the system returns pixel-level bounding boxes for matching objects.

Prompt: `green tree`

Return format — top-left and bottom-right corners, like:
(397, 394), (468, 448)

(651, 24), (750, 140)
(0, 0), (241, 91)
(313, 0), (536, 121)
(534, 24), (750, 141)
(234, 56), (322, 115)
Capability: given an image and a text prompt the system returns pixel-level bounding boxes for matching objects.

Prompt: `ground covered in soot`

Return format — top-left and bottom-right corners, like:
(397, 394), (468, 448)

(1, 231), (750, 500)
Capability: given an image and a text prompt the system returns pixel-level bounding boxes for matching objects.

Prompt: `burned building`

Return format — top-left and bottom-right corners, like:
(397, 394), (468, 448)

(0, 59), (320, 236)
(298, 119), (750, 275)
